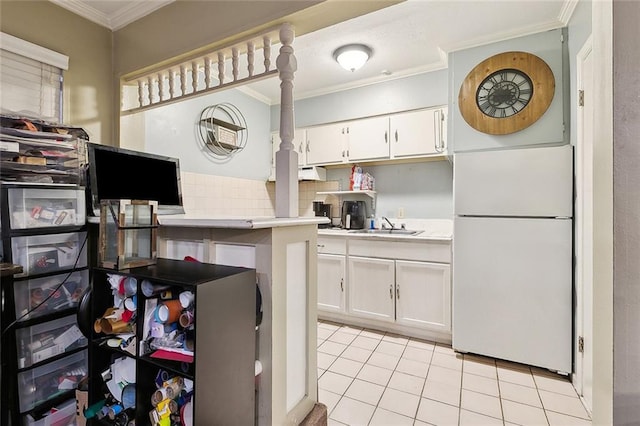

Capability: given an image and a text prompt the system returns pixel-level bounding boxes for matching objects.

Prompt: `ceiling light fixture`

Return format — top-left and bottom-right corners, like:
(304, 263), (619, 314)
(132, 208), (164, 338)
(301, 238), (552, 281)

(333, 44), (372, 72)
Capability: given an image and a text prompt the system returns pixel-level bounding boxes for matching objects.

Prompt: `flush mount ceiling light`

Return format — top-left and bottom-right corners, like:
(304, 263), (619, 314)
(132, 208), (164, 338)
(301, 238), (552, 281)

(333, 44), (372, 72)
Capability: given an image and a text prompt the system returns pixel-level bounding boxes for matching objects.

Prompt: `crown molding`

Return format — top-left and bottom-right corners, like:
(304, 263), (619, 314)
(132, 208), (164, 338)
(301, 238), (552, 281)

(110, 1), (175, 31)
(49, 0), (111, 28)
(442, 19), (565, 54)
(558, 0), (579, 26)
(49, 0), (174, 30)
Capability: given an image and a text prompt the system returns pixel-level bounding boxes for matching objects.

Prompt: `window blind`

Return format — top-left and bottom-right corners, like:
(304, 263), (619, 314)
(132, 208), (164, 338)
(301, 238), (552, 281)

(0, 33), (68, 122)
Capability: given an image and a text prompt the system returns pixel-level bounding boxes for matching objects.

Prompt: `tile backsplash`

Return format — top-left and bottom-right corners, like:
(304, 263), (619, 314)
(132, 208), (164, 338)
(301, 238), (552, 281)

(181, 172), (340, 217)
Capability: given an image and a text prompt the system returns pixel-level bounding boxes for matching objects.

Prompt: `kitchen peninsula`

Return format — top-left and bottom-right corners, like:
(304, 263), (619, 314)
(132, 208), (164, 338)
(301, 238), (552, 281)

(154, 215), (329, 425)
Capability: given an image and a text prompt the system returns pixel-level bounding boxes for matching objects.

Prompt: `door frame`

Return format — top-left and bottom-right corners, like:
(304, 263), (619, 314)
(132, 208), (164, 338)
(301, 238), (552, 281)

(574, 34), (594, 414)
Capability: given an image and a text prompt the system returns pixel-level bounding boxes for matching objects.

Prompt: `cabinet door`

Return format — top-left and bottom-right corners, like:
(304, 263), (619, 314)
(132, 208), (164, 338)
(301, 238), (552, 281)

(346, 116), (390, 161)
(348, 256), (395, 322)
(271, 130), (306, 169)
(318, 254), (346, 313)
(395, 260), (451, 333)
(306, 123), (346, 165)
(390, 108), (446, 158)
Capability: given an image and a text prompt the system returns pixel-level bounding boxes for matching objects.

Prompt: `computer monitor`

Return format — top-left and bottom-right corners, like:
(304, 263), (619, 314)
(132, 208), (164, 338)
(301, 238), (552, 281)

(86, 143), (185, 216)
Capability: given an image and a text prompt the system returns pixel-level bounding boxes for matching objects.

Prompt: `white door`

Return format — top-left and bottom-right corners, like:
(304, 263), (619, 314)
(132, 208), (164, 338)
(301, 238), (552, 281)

(575, 37), (594, 412)
(348, 256), (395, 322)
(395, 260), (451, 333)
(306, 122), (346, 165)
(346, 116), (390, 161)
(453, 216), (572, 373)
(317, 253), (346, 313)
(390, 108), (439, 158)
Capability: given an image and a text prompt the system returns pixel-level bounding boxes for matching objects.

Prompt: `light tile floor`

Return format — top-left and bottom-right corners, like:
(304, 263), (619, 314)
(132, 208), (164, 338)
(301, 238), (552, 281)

(317, 320), (592, 426)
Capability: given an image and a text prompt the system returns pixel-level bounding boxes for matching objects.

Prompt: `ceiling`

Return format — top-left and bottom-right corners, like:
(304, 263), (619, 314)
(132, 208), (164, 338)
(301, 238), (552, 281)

(50, 0), (574, 105)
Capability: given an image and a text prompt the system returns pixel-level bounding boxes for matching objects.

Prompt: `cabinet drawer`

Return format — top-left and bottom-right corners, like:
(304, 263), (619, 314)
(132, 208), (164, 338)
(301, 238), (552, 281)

(24, 398), (76, 426)
(16, 314), (87, 368)
(348, 239), (451, 263)
(17, 349), (87, 413)
(7, 187), (86, 230)
(11, 231), (88, 277)
(317, 237), (347, 255)
(13, 269), (89, 322)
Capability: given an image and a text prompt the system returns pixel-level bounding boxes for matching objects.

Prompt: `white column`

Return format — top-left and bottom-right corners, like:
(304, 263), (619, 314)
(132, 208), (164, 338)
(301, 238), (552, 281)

(275, 23), (299, 218)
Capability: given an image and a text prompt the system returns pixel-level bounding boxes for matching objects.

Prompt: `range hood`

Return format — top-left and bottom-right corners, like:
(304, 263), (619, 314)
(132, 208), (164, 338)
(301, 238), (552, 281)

(298, 166), (326, 181)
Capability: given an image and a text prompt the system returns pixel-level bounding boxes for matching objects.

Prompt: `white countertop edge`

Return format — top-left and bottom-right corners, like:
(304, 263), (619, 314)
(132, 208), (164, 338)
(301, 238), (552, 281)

(318, 229), (452, 242)
(156, 215), (330, 229)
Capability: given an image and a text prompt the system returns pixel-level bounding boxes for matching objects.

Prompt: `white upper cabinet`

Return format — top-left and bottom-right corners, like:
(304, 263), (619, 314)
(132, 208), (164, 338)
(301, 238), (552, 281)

(344, 115), (390, 162)
(271, 130), (306, 176)
(306, 122), (346, 165)
(280, 106), (448, 169)
(390, 107), (447, 159)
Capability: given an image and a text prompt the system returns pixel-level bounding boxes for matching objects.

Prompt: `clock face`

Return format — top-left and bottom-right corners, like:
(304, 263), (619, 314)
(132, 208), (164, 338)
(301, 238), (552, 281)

(458, 51), (555, 135)
(476, 69), (533, 118)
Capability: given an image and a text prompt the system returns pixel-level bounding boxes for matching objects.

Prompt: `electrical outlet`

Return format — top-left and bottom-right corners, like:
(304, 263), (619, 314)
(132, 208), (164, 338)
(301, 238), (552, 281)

(397, 207), (405, 219)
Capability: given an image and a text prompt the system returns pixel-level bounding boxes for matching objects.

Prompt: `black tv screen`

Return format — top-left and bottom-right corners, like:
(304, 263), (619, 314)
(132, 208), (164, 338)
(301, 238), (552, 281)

(87, 143), (185, 216)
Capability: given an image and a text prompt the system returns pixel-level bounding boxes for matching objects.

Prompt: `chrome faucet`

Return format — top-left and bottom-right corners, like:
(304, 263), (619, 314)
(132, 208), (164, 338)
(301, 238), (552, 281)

(381, 216), (395, 230)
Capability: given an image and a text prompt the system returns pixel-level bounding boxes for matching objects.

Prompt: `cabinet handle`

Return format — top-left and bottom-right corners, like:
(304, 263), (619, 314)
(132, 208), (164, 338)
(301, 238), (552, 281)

(440, 110), (446, 151)
(317, 244), (325, 248)
(385, 131), (388, 143)
(396, 286), (400, 299)
(340, 278), (344, 292)
(395, 130), (398, 143)
(434, 109), (445, 152)
(306, 141), (310, 153)
(434, 111), (439, 152)
(389, 284), (393, 299)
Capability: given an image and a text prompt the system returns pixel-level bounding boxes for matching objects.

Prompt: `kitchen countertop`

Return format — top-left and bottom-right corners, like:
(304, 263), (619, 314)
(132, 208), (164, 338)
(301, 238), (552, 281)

(157, 215), (330, 229)
(318, 219), (453, 242)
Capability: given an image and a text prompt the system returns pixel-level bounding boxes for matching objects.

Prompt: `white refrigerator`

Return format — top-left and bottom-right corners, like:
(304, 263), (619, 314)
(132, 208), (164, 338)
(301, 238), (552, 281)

(452, 145), (573, 374)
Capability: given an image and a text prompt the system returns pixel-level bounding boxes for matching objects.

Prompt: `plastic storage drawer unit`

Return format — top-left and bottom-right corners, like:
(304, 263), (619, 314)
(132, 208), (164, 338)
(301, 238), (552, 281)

(17, 349), (87, 413)
(10, 231), (88, 278)
(13, 269), (89, 322)
(7, 187), (86, 230)
(15, 314), (87, 368)
(24, 398), (77, 426)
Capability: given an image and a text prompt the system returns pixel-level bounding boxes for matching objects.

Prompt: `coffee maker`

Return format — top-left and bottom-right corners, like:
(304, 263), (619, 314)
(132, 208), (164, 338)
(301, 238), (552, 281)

(313, 201), (332, 229)
(341, 200), (366, 229)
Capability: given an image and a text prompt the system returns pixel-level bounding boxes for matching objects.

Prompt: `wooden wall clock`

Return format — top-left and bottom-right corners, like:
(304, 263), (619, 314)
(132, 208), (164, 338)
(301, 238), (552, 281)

(458, 51), (555, 135)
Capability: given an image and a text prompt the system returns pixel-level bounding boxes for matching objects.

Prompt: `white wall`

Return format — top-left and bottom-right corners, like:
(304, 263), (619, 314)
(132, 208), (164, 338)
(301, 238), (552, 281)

(271, 69), (448, 129)
(326, 160), (453, 220)
(144, 88), (273, 181)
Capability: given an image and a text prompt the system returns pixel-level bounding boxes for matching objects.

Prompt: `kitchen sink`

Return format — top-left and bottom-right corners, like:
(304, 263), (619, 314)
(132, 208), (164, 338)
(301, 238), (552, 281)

(348, 229), (423, 236)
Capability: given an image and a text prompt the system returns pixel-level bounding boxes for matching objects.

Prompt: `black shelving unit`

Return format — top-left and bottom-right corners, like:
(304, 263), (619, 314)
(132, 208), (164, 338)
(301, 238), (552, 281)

(1, 183), (90, 426)
(87, 258), (256, 425)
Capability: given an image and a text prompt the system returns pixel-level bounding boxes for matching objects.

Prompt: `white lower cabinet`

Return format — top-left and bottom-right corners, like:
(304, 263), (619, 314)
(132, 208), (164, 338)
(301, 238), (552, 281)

(318, 253), (346, 313)
(395, 260), (451, 333)
(348, 256), (395, 322)
(317, 237), (347, 314)
(318, 235), (452, 339)
(348, 256), (451, 334)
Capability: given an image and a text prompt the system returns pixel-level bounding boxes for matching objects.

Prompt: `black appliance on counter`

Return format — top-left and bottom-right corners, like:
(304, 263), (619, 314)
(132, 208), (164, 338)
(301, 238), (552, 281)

(341, 200), (366, 229)
(313, 201), (332, 229)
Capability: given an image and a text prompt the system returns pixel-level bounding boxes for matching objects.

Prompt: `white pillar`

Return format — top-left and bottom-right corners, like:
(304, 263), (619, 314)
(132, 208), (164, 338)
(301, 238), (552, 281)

(275, 23), (299, 218)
